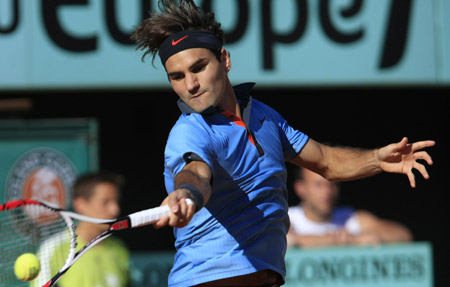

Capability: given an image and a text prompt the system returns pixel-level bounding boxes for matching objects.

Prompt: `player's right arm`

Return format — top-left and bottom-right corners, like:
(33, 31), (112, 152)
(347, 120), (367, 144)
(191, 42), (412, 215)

(155, 160), (212, 229)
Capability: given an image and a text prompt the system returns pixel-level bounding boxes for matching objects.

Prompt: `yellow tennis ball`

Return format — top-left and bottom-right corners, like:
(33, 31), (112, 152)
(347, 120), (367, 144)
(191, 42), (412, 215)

(14, 253), (41, 281)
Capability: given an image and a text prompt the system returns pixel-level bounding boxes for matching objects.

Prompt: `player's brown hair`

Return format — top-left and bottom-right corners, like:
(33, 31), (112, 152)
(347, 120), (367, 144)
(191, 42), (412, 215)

(131, 0), (224, 64)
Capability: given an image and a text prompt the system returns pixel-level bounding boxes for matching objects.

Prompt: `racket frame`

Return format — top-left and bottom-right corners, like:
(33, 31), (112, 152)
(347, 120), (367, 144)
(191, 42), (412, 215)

(1, 198), (186, 287)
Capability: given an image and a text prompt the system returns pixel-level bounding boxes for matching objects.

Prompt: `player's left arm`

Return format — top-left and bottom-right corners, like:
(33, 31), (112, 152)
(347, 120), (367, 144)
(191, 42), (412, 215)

(376, 137), (435, 187)
(290, 137), (435, 187)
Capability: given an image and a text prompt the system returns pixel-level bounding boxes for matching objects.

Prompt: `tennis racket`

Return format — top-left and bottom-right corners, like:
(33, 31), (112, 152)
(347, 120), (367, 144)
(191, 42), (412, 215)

(0, 198), (191, 287)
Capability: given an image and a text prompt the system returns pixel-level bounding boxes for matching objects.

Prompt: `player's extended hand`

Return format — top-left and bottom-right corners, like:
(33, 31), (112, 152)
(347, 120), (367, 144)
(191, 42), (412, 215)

(154, 189), (196, 229)
(377, 137), (435, 188)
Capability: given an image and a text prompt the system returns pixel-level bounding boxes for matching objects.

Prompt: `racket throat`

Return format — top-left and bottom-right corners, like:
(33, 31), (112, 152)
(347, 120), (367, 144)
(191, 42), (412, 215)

(110, 218), (130, 230)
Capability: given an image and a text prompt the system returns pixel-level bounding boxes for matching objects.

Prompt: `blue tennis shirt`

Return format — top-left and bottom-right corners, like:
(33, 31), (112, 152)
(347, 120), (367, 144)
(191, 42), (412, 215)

(164, 83), (309, 287)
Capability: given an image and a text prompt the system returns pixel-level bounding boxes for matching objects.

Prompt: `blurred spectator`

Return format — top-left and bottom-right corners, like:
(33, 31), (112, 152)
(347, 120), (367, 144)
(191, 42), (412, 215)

(287, 167), (413, 248)
(33, 171), (131, 287)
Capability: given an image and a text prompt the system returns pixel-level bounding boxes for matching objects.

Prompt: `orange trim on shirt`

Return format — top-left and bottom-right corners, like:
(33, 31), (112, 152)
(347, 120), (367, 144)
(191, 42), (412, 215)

(221, 110), (256, 146)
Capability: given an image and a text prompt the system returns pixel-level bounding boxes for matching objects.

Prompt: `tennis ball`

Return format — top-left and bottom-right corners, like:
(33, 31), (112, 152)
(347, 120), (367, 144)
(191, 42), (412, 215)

(14, 253), (41, 281)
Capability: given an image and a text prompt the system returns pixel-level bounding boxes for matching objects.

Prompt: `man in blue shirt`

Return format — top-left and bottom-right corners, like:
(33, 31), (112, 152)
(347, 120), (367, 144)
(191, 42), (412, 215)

(132, 1), (435, 286)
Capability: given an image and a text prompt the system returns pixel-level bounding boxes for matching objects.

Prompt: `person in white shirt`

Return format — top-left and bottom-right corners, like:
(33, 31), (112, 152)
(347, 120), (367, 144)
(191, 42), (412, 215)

(287, 167), (413, 248)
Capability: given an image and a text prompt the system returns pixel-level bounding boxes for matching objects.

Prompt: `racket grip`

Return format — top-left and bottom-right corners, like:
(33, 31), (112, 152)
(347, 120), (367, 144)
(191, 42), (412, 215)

(129, 198), (193, 227)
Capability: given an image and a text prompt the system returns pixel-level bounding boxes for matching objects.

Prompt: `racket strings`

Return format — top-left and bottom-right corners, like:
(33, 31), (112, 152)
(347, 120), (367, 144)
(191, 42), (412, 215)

(0, 205), (70, 287)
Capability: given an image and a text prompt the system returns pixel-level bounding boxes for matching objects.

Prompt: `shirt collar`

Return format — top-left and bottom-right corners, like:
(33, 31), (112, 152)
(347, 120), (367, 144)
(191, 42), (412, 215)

(177, 82), (256, 115)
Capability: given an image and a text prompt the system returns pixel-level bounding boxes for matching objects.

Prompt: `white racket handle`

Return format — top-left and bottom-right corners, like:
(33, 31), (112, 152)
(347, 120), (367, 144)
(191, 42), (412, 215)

(129, 198), (193, 227)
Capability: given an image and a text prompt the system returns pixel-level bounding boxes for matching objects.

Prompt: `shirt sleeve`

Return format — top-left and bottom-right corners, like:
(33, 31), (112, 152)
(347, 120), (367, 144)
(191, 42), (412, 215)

(164, 114), (215, 193)
(268, 105), (309, 160)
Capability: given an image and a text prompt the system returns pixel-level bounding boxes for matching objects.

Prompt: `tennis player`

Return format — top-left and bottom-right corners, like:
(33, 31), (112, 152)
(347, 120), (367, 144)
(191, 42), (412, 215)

(132, 1), (435, 286)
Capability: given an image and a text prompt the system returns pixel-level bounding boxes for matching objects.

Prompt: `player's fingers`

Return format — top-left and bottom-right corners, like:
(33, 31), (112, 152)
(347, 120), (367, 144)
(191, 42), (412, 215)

(167, 195), (180, 214)
(179, 198), (195, 222)
(407, 169), (416, 188)
(154, 216), (170, 229)
(414, 162), (430, 180)
(414, 151), (434, 165)
(412, 140), (436, 152)
(169, 213), (182, 227)
(187, 200), (196, 219)
(179, 198), (190, 220)
(396, 137), (409, 150)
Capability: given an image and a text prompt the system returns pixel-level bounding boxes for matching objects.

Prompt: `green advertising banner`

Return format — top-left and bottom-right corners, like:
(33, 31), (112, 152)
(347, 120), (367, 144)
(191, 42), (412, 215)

(284, 242), (433, 287)
(129, 242), (433, 287)
(0, 0), (449, 90)
(0, 119), (98, 208)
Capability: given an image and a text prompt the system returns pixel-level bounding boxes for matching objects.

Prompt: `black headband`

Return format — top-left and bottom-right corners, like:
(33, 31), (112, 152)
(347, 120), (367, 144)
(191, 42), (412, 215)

(159, 30), (222, 67)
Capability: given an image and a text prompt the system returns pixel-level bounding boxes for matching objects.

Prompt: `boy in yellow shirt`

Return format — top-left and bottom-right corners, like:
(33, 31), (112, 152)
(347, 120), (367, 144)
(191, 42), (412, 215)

(32, 172), (130, 287)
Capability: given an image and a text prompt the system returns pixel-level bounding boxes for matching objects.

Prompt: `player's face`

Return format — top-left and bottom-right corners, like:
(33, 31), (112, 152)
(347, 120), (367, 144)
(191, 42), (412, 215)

(82, 183), (120, 220)
(165, 48), (232, 113)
